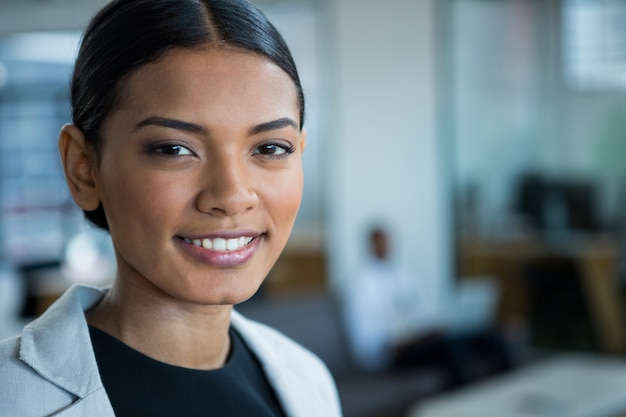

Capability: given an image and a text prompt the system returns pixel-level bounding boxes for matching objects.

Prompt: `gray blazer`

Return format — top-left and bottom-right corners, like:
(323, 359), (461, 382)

(0, 284), (342, 417)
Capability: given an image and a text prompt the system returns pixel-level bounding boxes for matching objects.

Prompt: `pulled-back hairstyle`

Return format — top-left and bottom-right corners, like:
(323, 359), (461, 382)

(70, 0), (304, 230)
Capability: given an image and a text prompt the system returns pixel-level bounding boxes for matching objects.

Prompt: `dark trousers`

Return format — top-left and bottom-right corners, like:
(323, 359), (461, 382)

(392, 328), (514, 387)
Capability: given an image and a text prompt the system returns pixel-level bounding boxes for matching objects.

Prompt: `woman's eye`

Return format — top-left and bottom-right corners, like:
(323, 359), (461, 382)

(150, 143), (194, 156)
(253, 143), (295, 157)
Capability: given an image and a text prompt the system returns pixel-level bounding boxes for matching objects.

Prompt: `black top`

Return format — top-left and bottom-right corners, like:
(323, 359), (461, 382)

(89, 325), (287, 417)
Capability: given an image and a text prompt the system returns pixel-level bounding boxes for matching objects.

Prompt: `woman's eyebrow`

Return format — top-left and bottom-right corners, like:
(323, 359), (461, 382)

(249, 117), (298, 135)
(135, 117), (207, 134)
(134, 116), (298, 135)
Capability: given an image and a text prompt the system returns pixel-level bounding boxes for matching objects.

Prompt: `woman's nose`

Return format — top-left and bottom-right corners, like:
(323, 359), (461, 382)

(195, 156), (258, 217)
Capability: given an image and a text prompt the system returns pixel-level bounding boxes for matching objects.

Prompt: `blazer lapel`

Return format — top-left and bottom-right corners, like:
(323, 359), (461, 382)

(48, 388), (115, 417)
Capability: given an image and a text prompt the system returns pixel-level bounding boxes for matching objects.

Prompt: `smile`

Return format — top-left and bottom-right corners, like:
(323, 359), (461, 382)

(183, 236), (254, 251)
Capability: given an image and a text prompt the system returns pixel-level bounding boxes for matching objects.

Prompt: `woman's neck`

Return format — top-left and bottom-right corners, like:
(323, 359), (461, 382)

(86, 278), (232, 370)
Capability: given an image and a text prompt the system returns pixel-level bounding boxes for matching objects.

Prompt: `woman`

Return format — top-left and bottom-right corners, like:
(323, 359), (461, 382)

(0, 0), (342, 416)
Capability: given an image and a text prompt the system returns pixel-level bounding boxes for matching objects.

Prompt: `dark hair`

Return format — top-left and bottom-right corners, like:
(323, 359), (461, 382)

(71, 0), (304, 230)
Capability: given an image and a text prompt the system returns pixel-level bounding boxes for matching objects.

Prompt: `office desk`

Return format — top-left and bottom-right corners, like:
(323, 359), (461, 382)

(457, 235), (626, 353)
(409, 354), (626, 417)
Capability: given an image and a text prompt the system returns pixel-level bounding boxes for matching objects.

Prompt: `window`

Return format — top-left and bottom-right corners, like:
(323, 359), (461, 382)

(562, 0), (626, 91)
(0, 32), (81, 266)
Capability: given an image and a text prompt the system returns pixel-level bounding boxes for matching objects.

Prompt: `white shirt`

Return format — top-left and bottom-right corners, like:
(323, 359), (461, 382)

(343, 259), (418, 371)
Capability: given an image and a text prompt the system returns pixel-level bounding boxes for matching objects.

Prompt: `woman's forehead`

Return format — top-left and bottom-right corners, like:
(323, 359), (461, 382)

(106, 48), (300, 132)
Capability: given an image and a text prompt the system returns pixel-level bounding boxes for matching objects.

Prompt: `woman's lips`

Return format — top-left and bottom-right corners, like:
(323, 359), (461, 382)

(176, 234), (261, 268)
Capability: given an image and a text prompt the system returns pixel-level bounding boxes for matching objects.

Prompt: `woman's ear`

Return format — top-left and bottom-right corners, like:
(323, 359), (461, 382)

(58, 124), (101, 211)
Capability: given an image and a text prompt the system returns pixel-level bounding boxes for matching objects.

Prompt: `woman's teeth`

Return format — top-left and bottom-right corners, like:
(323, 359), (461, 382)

(184, 236), (254, 251)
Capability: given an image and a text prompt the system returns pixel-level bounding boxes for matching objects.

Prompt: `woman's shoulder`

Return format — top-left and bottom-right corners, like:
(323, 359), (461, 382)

(0, 332), (81, 417)
(0, 333), (20, 366)
(0, 334), (30, 410)
(0, 333), (41, 389)
(0, 285), (114, 416)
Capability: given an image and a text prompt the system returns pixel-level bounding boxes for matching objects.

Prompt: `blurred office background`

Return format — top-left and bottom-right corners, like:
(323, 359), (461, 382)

(2, 0), (626, 416)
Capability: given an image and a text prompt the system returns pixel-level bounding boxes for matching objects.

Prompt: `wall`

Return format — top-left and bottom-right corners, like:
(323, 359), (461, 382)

(325, 0), (452, 317)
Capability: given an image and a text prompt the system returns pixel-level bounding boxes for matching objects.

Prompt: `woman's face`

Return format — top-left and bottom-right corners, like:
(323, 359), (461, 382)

(92, 47), (305, 306)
